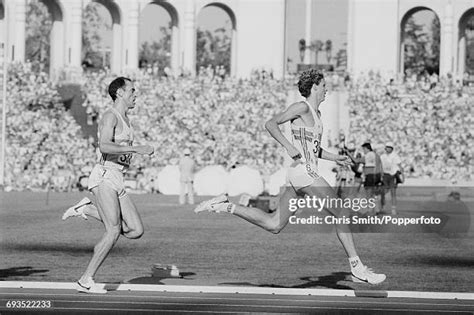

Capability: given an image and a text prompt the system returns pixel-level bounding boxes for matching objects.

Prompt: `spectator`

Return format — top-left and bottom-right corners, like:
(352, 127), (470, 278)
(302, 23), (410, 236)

(179, 148), (195, 205)
(4, 61), (473, 193)
(360, 142), (383, 215)
(380, 142), (403, 215)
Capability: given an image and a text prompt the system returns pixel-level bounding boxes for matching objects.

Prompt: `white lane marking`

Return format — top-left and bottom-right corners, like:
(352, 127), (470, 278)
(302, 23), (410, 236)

(0, 281), (473, 300)
(1, 294), (474, 308)
(17, 306), (472, 314)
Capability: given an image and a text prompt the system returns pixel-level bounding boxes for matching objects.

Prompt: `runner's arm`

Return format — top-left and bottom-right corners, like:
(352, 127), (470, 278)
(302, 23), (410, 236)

(319, 148), (352, 166)
(341, 148), (358, 164)
(98, 112), (144, 155)
(319, 148), (339, 161)
(265, 102), (309, 159)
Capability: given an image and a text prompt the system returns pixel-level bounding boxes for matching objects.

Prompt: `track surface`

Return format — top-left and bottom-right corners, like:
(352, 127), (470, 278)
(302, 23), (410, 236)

(2, 191), (474, 313)
(1, 287), (474, 314)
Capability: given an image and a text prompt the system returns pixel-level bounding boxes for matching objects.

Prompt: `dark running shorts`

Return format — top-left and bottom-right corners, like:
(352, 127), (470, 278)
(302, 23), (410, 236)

(364, 173), (382, 187)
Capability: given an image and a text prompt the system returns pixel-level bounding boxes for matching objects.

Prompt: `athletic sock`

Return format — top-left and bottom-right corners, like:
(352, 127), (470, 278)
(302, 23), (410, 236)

(228, 203), (236, 214)
(216, 202), (236, 214)
(349, 256), (362, 270)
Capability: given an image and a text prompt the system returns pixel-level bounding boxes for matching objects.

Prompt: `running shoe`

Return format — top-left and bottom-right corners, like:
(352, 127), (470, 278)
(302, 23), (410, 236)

(62, 197), (91, 220)
(194, 194), (231, 214)
(351, 265), (386, 285)
(76, 278), (107, 294)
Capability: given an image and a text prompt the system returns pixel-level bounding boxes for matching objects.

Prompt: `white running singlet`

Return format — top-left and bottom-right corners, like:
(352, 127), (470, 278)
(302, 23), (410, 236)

(287, 100), (323, 188)
(99, 108), (134, 168)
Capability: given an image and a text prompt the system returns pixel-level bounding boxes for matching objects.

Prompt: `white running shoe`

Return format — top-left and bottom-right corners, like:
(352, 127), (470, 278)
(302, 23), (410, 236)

(194, 194), (231, 214)
(351, 265), (386, 285)
(76, 279), (107, 294)
(62, 197), (91, 220)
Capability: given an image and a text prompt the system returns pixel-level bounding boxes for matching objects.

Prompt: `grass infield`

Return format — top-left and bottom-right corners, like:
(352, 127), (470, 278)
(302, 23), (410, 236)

(1, 191), (473, 292)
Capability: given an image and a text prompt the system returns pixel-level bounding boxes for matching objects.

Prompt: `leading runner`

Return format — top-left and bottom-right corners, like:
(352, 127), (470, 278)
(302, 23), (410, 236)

(62, 77), (154, 293)
(195, 69), (386, 284)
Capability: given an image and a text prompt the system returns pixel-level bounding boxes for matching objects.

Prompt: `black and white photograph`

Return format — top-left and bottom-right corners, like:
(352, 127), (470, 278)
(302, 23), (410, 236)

(0, 0), (473, 313)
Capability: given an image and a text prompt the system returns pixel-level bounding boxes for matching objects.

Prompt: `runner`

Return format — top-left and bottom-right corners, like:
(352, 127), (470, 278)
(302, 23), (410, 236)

(195, 69), (386, 284)
(62, 77), (154, 293)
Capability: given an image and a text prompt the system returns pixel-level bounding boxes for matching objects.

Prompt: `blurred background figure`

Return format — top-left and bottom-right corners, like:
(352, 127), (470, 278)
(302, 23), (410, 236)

(339, 142), (364, 199)
(380, 142), (403, 215)
(179, 148), (195, 205)
(335, 133), (354, 198)
(360, 142), (384, 215)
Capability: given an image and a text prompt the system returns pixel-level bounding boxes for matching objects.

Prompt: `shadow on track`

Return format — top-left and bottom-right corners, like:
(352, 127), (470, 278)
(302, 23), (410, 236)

(0, 266), (49, 279)
(0, 243), (139, 255)
(220, 272), (354, 289)
(123, 272), (197, 286)
(406, 255), (474, 268)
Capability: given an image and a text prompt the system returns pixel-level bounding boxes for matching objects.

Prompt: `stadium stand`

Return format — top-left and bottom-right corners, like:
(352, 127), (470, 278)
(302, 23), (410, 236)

(3, 63), (473, 192)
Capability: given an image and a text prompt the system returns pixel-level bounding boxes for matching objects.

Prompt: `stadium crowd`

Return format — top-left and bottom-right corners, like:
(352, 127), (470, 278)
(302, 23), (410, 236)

(4, 63), (97, 192)
(346, 71), (473, 183)
(2, 62), (472, 192)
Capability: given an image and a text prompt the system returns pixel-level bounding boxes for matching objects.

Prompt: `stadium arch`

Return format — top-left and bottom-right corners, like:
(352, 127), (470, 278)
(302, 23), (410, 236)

(3, 0), (286, 78)
(36, 0), (64, 78)
(399, 6), (441, 75)
(83, 0), (122, 74)
(348, 0), (472, 80)
(457, 8), (474, 80)
(196, 1), (237, 76)
(138, 0), (180, 75)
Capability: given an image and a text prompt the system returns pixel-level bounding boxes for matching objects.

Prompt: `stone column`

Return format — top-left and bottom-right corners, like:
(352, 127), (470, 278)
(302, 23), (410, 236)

(125, 2), (139, 70)
(50, 19), (64, 79)
(399, 42), (405, 74)
(304, 0), (312, 64)
(170, 23), (179, 76)
(230, 28), (237, 76)
(110, 22), (122, 74)
(440, 2), (454, 76)
(69, 1), (82, 68)
(181, 0), (196, 75)
(458, 36), (466, 78)
(346, 0), (354, 72)
(12, 0), (26, 62)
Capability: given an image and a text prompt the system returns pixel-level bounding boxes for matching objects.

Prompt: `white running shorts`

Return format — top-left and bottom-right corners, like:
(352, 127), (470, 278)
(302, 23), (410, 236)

(88, 164), (127, 198)
(287, 162), (320, 188)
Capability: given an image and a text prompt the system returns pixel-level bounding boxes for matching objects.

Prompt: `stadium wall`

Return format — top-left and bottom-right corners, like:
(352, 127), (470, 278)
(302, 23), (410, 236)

(3, 0), (286, 79)
(348, 0), (473, 79)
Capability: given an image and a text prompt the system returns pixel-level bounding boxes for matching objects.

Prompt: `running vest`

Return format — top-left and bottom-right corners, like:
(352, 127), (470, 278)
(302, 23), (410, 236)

(290, 100), (323, 172)
(99, 108), (134, 168)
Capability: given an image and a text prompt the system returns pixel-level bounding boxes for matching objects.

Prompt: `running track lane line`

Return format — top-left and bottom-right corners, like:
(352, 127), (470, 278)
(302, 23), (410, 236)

(2, 292), (474, 309)
(1, 281), (473, 300)
(2, 290), (473, 313)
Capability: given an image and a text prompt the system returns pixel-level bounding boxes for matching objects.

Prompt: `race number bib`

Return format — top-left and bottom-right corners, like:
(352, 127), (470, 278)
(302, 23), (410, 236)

(312, 139), (320, 156)
(117, 140), (133, 166)
(117, 153), (132, 166)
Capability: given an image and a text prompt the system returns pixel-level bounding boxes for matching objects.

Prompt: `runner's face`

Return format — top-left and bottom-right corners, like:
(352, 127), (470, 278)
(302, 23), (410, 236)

(312, 79), (327, 102)
(120, 81), (136, 109)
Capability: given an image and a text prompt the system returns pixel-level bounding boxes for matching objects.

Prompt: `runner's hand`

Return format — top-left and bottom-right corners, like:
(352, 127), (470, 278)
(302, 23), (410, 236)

(335, 155), (351, 167)
(135, 145), (154, 156)
(286, 146), (302, 162)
